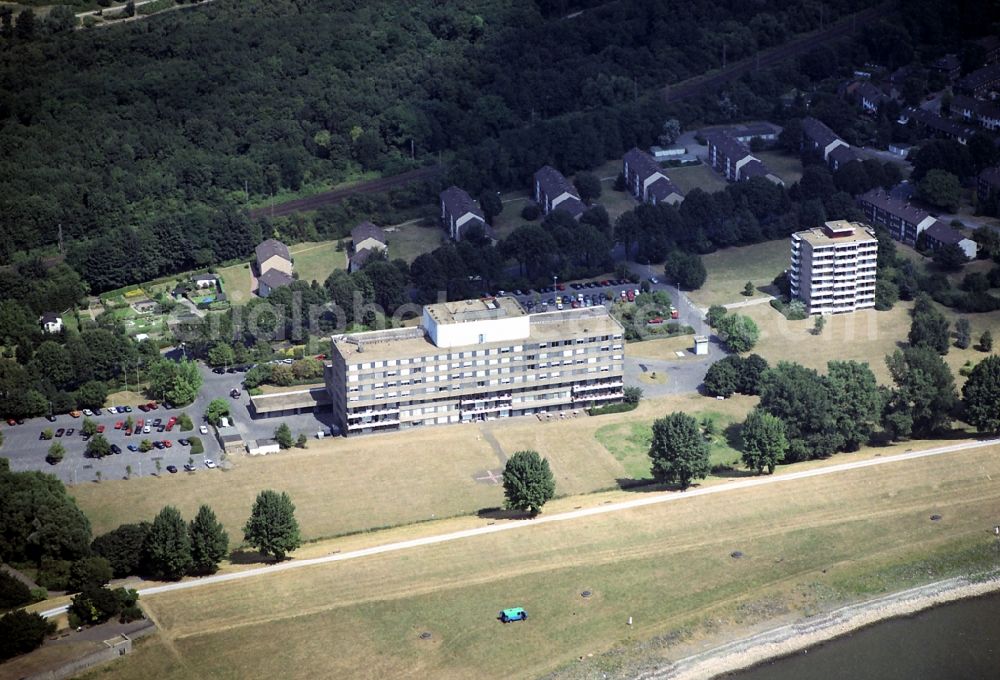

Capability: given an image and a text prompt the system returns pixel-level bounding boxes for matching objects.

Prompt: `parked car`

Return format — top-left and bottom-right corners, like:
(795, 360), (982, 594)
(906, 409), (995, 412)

(92, 407), (102, 415)
(183, 464), (196, 472)
(649, 276), (659, 284)
(166, 465), (178, 474)
(153, 418), (162, 427)
(157, 425), (165, 432)
(230, 388), (241, 399)
(115, 421), (124, 429)
(137, 404), (149, 412)
(143, 425), (151, 434)
(204, 459), (217, 469)
(162, 402), (173, 410)
(153, 441), (164, 449)
(46, 415), (57, 423)
(69, 410), (81, 418)
(199, 425), (208, 434)
(82, 409), (93, 417)
(55, 428), (64, 437)
(6, 418), (16, 426)
(178, 438), (189, 446)
(136, 419), (144, 428)
(163, 440), (172, 448)
(111, 444), (121, 455)
(127, 444), (138, 452)
(499, 607), (528, 623)
(96, 425), (105, 433)
(212, 367), (225, 374)
(123, 406), (132, 413)
(65, 428), (74, 436)
(125, 428), (133, 436)
(147, 402), (158, 410)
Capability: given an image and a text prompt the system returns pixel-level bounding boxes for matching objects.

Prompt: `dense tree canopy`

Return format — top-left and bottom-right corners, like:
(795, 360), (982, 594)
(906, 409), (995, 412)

(502, 449), (556, 516)
(648, 412), (710, 489)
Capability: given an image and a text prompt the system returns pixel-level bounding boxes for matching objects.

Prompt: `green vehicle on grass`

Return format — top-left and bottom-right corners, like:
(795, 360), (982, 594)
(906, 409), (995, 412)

(499, 607), (528, 623)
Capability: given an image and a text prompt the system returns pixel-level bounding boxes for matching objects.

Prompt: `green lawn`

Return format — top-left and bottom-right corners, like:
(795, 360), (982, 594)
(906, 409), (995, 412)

(594, 410), (741, 482)
(492, 191), (533, 241)
(289, 240), (345, 284)
(688, 240), (792, 307)
(387, 223), (446, 263)
(664, 162), (729, 195)
(217, 262), (254, 304)
(755, 150), (804, 185)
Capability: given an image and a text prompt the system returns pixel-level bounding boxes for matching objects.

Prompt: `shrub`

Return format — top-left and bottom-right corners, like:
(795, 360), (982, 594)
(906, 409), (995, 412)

(587, 402), (638, 416)
(178, 412), (194, 431)
(0, 609), (55, 661)
(188, 436), (204, 455)
(0, 570), (33, 609)
(520, 204), (540, 221)
(35, 559), (72, 591)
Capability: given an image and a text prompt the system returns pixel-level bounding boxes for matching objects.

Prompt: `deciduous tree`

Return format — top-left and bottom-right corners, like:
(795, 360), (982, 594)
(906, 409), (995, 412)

(648, 412), (710, 489)
(961, 356), (1000, 433)
(143, 506), (193, 581)
(188, 505), (229, 575)
(501, 450), (556, 516)
(740, 409), (788, 474)
(243, 490), (301, 560)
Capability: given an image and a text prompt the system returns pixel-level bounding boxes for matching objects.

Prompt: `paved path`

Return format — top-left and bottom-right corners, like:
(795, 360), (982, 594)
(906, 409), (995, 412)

(478, 426), (507, 465)
(40, 436), (1000, 619)
(723, 295), (775, 310)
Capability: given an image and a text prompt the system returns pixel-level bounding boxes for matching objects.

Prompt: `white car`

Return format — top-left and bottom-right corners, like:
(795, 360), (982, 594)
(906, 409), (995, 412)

(82, 409), (93, 417)
(204, 459), (217, 469)
(199, 425), (208, 434)
(143, 425), (151, 434)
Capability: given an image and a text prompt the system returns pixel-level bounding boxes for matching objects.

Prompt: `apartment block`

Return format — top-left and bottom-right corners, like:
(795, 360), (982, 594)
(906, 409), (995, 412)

(326, 298), (625, 436)
(789, 221), (878, 315)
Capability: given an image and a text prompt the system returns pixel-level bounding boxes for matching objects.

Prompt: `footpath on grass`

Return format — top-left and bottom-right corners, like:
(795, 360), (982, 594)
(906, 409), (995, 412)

(40, 436), (1000, 619)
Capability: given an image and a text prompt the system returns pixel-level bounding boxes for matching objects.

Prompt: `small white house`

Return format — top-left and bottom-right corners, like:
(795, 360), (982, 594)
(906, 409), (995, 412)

(694, 336), (709, 356)
(40, 313), (63, 334)
(247, 439), (281, 456)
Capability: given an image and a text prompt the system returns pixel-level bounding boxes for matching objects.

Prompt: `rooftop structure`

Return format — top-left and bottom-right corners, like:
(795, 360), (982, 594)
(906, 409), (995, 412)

(533, 166), (585, 219)
(439, 186), (488, 241)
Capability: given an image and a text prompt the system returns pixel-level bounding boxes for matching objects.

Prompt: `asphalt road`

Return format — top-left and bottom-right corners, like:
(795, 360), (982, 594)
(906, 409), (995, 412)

(40, 436), (1000, 618)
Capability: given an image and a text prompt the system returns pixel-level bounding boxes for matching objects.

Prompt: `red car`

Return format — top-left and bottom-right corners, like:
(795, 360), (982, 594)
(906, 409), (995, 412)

(5, 418), (15, 426)
(626, 290), (635, 302)
(136, 418), (144, 428)
(115, 421), (124, 430)
(556, 283), (566, 291)
(163, 440), (173, 448)
(137, 404), (149, 412)
(96, 424), (105, 433)
(147, 402), (158, 410)
(125, 427), (133, 436)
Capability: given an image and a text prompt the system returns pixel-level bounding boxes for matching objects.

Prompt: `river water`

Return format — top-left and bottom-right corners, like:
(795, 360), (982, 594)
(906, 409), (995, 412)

(726, 591), (1000, 680)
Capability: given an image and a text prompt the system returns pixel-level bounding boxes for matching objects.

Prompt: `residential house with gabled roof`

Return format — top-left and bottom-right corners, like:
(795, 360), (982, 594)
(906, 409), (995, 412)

(39, 312), (63, 334)
(921, 221), (978, 259)
(533, 166), (585, 219)
(951, 94), (1000, 131)
(622, 148), (684, 206)
(858, 189), (938, 245)
(956, 62), (1000, 95)
(257, 269), (294, 298)
(704, 132), (783, 185)
(255, 238), (293, 297)
(439, 186), (488, 241)
(801, 116), (858, 171)
(900, 108), (975, 144)
(349, 221), (388, 273)
(856, 81), (889, 114)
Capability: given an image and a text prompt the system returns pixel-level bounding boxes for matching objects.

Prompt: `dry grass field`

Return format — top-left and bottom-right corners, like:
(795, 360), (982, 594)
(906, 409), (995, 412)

(623, 335), (700, 361)
(81, 442), (1000, 680)
(71, 394), (752, 543)
(687, 240), (791, 308)
(743, 299), (1000, 386)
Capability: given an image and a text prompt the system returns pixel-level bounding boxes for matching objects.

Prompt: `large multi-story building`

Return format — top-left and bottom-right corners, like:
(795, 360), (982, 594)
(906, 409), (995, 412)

(326, 298), (625, 436)
(789, 221), (878, 315)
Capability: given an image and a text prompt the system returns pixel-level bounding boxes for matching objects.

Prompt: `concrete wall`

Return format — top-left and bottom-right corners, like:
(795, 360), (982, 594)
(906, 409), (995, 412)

(25, 622), (155, 680)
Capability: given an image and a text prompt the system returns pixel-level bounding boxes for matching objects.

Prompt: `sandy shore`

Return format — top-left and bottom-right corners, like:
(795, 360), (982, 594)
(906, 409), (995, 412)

(640, 575), (1000, 680)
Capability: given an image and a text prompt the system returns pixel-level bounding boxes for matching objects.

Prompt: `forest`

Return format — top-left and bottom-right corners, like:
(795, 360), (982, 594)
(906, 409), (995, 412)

(0, 0), (879, 291)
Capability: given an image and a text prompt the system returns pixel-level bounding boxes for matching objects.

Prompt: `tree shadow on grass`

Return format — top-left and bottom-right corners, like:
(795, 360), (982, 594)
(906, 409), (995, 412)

(229, 549), (278, 565)
(723, 422), (743, 450)
(477, 507), (534, 521)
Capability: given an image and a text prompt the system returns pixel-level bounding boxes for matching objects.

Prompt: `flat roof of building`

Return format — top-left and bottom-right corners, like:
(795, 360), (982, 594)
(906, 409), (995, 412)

(796, 221), (877, 246)
(333, 306), (622, 363)
(423, 296), (526, 325)
(250, 387), (332, 413)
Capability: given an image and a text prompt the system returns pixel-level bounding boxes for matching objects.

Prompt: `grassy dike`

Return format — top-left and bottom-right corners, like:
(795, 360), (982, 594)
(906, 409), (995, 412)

(76, 442), (1000, 680)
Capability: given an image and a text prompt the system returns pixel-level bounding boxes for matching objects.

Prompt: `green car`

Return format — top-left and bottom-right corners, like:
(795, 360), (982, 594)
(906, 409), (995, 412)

(499, 607), (527, 623)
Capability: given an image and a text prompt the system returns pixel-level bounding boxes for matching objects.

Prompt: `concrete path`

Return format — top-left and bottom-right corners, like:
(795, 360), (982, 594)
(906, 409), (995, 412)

(40, 436), (1000, 619)
(723, 295), (775, 310)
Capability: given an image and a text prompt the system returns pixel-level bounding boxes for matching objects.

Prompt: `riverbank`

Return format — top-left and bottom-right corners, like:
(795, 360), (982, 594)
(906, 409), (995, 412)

(648, 574), (1000, 680)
